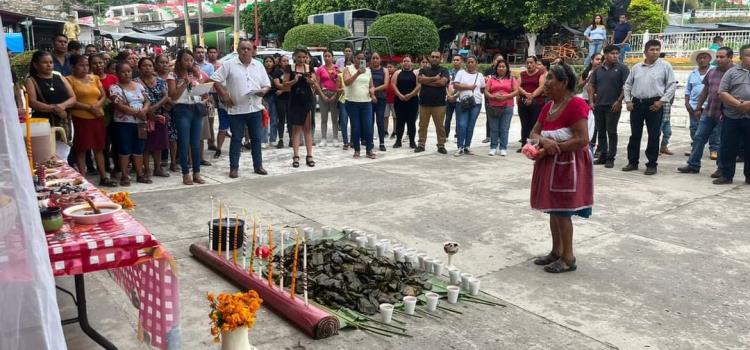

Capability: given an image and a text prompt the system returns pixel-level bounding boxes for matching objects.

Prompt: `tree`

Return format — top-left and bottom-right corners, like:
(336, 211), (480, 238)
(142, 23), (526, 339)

(282, 24), (351, 51)
(241, 0), (300, 42)
(628, 0), (668, 33)
(367, 13), (439, 56)
(455, 0), (607, 56)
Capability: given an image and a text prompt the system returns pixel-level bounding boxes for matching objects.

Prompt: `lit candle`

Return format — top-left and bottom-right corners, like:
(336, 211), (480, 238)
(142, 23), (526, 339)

(303, 236), (308, 306)
(289, 231), (300, 301)
(267, 224), (273, 288)
(233, 213), (239, 265)
(217, 201), (223, 257)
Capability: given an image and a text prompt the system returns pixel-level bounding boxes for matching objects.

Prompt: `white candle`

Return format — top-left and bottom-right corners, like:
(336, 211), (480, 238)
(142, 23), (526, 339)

(279, 231), (285, 290)
(225, 205), (230, 260)
(242, 211), (248, 270)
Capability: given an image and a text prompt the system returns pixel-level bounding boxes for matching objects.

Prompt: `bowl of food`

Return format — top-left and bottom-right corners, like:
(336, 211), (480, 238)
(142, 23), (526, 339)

(63, 202), (122, 225)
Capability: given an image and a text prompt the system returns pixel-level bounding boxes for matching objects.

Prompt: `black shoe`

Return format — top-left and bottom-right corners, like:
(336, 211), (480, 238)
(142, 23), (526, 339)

(738, 156), (745, 163)
(593, 159), (606, 165)
(379, 145), (386, 152)
(254, 167), (268, 175)
(437, 146), (447, 154)
(622, 163), (638, 172)
(711, 169), (721, 178)
(713, 177), (733, 185)
(677, 166), (699, 174)
(213, 150), (221, 159)
(393, 141), (402, 148)
(746, 178), (750, 185)
(644, 166), (657, 175)
(409, 142), (417, 149)
(414, 145), (425, 153)
(390, 133), (396, 139)
(605, 160), (614, 168)
(276, 140), (284, 149)
(200, 160), (212, 166)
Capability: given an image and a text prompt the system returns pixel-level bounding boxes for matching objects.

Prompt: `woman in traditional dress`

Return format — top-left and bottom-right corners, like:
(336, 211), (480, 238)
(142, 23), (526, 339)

(529, 62), (593, 273)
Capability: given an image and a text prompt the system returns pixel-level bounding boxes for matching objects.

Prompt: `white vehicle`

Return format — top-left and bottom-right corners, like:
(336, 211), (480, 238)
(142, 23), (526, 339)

(218, 47), (293, 64)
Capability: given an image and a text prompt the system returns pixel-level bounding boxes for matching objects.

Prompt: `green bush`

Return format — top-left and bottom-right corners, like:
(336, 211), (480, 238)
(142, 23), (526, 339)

(367, 13), (439, 56)
(282, 24), (351, 51)
(11, 51), (34, 80)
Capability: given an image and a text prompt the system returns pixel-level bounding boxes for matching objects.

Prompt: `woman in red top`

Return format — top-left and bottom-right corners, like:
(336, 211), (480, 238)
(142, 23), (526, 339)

(384, 61), (396, 138)
(517, 56), (546, 151)
(529, 63), (593, 274)
(314, 50), (340, 147)
(484, 60), (518, 156)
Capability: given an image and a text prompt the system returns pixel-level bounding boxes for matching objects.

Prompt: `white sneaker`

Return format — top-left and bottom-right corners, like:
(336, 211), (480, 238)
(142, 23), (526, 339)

(488, 149), (497, 156)
(500, 149), (507, 156)
(320, 139), (327, 148)
(330, 138), (338, 147)
(454, 149), (463, 157)
(262, 143), (269, 149)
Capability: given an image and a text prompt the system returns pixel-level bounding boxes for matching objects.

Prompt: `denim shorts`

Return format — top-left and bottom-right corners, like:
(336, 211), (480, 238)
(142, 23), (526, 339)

(218, 108), (230, 131)
(115, 122), (145, 156)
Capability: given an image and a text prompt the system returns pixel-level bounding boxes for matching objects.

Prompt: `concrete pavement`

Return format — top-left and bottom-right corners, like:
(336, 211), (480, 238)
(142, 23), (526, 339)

(59, 86), (750, 349)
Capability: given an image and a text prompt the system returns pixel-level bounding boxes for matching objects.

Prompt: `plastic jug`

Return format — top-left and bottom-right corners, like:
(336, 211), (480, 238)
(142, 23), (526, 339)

(19, 118), (67, 164)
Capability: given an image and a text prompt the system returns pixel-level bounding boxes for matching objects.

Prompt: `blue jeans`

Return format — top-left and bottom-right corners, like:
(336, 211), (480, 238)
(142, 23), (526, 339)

(488, 106), (513, 150)
(338, 101), (349, 144)
(173, 104), (203, 175)
(585, 39), (604, 66)
(346, 101), (373, 152)
(456, 102), (482, 149)
(687, 115), (721, 170)
(660, 119), (672, 147)
(373, 98), (386, 145)
(615, 43), (630, 63)
(229, 112), (263, 170)
(688, 112), (698, 142)
(719, 117), (750, 180)
(264, 94), (278, 143)
(445, 102), (457, 138)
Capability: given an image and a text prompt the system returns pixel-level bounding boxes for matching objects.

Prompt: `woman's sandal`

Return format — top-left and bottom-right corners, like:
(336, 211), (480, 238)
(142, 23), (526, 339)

(292, 156), (300, 168)
(193, 174), (206, 184)
(98, 178), (118, 188)
(169, 164), (180, 172)
(306, 156), (315, 167)
(353, 152), (360, 159)
(533, 251), (560, 266)
(153, 169), (171, 178)
(120, 177), (131, 187)
(543, 258), (577, 273)
(182, 174), (193, 185)
(136, 176), (153, 184)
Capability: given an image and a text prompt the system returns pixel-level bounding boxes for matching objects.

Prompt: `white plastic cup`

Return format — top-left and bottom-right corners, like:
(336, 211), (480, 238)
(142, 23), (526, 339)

(379, 303), (394, 323)
(433, 260), (444, 276)
(303, 227), (314, 241)
(321, 226), (332, 236)
(375, 242), (386, 257)
(342, 226), (353, 235)
(417, 253), (428, 269)
(391, 244), (404, 252)
(351, 230), (364, 240)
(393, 248), (405, 262)
(425, 292), (439, 311)
(378, 239), (391, 252)
(423, 258), (435, 273)
(405, 253), (419, 266)
(447, 286), (460, 304)
(403, 296), (417, 315)
(469, 278), (481, 296)
(460, 273), (473, 290)
(449, 268), (461, 285)
(355, 236), (367, 248)
(366, 233), (378, 249)
(405, 248), (418, 255)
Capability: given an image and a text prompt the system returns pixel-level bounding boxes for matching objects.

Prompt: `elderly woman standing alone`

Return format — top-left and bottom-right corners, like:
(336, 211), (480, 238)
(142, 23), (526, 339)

(529, 63), (593, 273)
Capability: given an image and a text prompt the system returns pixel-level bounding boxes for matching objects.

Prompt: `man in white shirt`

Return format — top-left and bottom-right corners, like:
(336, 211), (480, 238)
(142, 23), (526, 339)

(211, 39), (271, 178)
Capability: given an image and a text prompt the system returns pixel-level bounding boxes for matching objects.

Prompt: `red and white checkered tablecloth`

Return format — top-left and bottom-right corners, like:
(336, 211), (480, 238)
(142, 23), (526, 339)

(45, 166), (180, 350)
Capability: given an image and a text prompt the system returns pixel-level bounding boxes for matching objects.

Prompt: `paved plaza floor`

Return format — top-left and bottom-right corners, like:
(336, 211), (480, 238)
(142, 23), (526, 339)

(59, 72), (750, 350)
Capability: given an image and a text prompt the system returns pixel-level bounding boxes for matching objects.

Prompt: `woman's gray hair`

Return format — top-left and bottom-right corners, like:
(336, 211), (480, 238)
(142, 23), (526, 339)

(548, 63), (577, 92)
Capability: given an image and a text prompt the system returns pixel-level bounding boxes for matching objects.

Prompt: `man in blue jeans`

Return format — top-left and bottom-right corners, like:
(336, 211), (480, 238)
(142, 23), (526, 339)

(210, 39), (271, 178)
(715, 44), (750, 185)
(679, 48), (731, 177)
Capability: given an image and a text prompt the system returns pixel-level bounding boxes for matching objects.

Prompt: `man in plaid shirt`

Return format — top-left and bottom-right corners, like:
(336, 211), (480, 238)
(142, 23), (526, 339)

(678, 47), (734, 177)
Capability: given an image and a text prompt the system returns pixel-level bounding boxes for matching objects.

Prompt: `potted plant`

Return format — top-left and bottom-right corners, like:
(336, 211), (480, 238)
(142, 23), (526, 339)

(208, 290), (263, 349)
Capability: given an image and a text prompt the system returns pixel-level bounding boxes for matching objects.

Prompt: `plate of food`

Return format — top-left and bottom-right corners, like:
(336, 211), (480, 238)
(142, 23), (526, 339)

(46, 178), (84, 188)
(63, 201), (122, 225)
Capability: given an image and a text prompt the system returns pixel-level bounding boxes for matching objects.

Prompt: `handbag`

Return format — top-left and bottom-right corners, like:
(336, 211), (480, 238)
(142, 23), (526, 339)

(458, 72), (479, 110)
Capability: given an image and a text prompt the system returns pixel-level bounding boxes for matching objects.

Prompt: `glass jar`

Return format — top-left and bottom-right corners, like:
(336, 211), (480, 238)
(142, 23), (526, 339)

(40, 206), (63, 233)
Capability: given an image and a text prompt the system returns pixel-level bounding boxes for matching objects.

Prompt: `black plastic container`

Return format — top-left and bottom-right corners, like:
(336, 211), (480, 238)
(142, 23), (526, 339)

(208, 218), (245, 251)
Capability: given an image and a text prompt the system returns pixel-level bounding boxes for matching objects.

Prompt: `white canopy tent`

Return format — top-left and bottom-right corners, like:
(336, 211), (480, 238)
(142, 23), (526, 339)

(0, 19), (67, 350)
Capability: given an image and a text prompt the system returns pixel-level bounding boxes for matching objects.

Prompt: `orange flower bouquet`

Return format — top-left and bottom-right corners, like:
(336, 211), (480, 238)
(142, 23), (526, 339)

(207, 290), (263, 344)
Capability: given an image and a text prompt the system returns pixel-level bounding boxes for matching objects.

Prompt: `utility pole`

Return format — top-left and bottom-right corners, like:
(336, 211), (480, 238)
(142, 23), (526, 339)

(183, 0), (193, 50)
(198, 0), (205, 47)
(232, 0), (240, 52)
(254, 0), (260, 47)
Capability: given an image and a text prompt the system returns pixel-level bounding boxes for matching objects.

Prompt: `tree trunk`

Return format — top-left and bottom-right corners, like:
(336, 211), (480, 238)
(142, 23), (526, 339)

(526, 32), (538, 57)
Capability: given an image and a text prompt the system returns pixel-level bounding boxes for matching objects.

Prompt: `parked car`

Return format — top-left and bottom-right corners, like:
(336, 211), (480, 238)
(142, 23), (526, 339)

(218, 47), (293, 64)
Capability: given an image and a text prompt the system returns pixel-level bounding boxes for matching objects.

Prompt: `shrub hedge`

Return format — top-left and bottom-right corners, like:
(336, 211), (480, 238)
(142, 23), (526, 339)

(282, 24), (351, 51)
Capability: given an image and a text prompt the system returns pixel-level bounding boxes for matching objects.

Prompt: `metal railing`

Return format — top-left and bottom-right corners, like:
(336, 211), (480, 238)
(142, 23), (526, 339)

(628, 30), (750, 57)
(694, 9), (750, 18)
